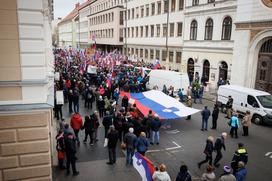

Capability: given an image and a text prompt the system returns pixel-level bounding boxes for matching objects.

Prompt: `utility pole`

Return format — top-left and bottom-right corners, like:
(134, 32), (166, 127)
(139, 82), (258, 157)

(165, 0), (170, 70)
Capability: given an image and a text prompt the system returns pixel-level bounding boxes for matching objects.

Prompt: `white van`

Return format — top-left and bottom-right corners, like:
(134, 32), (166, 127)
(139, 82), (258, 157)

(217, 85), (272, 125)
(146, 70), (190, 93)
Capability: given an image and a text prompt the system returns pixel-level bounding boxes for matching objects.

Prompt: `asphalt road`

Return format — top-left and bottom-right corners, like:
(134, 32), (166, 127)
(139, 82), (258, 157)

(54, 97), (272, 181)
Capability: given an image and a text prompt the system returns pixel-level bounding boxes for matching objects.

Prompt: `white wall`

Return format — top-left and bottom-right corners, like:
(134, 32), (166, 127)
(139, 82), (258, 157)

(14, 0), (54, 105)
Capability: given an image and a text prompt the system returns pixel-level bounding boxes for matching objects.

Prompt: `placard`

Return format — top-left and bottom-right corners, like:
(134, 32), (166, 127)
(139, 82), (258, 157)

(128, 98), (135, 105)
(56, 91), (64, 105)
(55, 72), (60, 81)
(87, 65), (97, 74)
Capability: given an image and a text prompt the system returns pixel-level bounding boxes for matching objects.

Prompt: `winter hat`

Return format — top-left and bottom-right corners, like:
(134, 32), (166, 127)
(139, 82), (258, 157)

(223, 165), (231, 173)
(129, 127), (134, 133)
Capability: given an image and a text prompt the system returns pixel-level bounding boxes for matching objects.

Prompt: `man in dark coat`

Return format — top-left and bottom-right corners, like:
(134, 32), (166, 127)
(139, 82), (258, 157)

(106, 125), (119, 165)
(83, 115), (92, 144)
(64, 132), (79, 176)
(102, 111), (113, 138)
(121, 95), (129, 112)
(198, 136), (214, 168)
(213, 132), (227, 167)
(211, 104), (219, 129)
(201, 106), (211, 131)
(150, 117), (161, 145)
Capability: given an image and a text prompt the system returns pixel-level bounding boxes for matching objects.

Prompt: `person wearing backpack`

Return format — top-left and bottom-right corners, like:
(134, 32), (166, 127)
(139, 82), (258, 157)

(213, 132), (227, 168)
(56, 130), (65, 170)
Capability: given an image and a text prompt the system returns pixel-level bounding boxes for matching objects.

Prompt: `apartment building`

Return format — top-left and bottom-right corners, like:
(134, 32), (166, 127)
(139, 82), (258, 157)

(88, 0), (125, 51)
(58, 3), (81, 48)
(0, 0), (54, 180)
(124, 0), (185, 71)
(76, 0), (92, 48)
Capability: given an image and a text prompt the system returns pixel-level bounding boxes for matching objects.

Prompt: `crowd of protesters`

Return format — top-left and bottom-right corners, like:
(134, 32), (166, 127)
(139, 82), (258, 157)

(53, 47), (249, 181)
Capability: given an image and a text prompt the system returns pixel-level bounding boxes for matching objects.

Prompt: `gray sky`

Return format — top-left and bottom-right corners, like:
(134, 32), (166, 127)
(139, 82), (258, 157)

(54, 0), (85, 19)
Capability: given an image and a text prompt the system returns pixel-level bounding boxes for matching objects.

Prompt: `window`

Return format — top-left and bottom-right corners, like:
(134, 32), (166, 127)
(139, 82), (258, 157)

(156, 24), (160, 37)
(146, 5), (149, 16)
(163, 24), (167, 37)
(141, 6), (144, 17)
(169, 51), (174, 62)
(151, 3), (155, 15)
(156, 50), (160, 60)
(190, 20), (197, 40)
(171, 0), (176, 12)
(157, 1), (161, 14)
(119, 28), (123, 42)
(140, 26), (143, 37)
(151, 25), (154, 37)
(179, 0), (184, 10)
(145, 49), (148, 58)
(128, 9), (130, 19)
(120, 11), (123, 25)
(162, 50), (167, 61)
(145, 26), (149, 37)
(136, 7), (139, 18)
(135, 48), (139, 56)
(176, 52), (181, 63)
(208, 0), (215, 3)
(112, 12), (114, 21)
(140, 49), (143, 57)
(204, 18), (213, 40)
(192, 0), (199, 6)
(150, 49), (154, 59)
(177, 22), (182, 36)
(131, 48), (134, 55)
(128, 28), (130, 37)
(132, 8), (134, 19)
(131, 27), (134, 37)
(222, 16), (232, 40)
(247, 95), (259, 108)
(164, 0), (169, 13)
(136, 27), (138, 37)
(170, 23), (174, 37)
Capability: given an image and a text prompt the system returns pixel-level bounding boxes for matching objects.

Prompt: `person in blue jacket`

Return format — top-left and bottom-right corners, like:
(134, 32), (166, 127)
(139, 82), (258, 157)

(229, 113), (240, 138)
(234, 161), (247, 181)
(136, 132), (149, 156)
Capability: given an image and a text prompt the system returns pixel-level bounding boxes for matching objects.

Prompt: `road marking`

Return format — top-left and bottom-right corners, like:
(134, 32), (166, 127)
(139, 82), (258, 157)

(165, 129), (180, 134)
(265, 152), (272, 158)
(147, 141), (183, 153)
(147, 149), (161, 153)
(165, 141), (182, 151)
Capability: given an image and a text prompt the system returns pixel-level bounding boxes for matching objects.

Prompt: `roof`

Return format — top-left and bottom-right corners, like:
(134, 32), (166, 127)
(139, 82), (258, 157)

(219, 85), (270, 96)
(79, 0), (92, 10)
(58, 0), (92, 25)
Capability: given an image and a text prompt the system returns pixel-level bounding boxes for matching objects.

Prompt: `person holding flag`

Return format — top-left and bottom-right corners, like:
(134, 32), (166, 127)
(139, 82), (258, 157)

(132, 152), (155, 181)
(152, 164), (171, 181)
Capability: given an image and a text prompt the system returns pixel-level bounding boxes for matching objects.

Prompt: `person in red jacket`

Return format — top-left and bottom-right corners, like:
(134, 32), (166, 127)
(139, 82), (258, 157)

(70, 112), (83, 145)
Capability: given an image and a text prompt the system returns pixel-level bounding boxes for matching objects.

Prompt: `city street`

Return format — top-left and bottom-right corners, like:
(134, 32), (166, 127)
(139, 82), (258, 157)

(54, 96), (272, 181)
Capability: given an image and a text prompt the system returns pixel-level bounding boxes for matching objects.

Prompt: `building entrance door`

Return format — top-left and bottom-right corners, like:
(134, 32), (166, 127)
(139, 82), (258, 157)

(255, 39), (272, 94)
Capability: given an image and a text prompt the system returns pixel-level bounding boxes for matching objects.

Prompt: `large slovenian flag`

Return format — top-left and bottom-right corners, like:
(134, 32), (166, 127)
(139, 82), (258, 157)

(133, 152), (155, 181)
(121, 90), (199, 119)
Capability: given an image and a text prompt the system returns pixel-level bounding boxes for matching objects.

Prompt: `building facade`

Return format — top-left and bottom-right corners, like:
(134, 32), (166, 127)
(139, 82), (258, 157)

(58, 0), (272, 93)
(58, 3), (80, 48)
(0, 0), (54, 180)
(124, 0), (185, 71)
(183, 0), (236, 90)
(76, 0), (92, 48)
(88, 0), (125, 51)
(231, 0), (272, 94)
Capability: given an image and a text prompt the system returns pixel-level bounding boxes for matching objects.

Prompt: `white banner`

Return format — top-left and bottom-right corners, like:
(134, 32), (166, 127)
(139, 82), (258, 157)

(56, 91), (64, 105)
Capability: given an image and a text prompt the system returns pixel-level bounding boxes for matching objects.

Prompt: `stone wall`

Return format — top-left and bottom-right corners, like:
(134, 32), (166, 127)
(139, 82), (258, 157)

(0, 110), (52, 181)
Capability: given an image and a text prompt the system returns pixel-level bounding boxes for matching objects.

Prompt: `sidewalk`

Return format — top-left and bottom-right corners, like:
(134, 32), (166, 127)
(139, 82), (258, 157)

(203, 91), (217, 102)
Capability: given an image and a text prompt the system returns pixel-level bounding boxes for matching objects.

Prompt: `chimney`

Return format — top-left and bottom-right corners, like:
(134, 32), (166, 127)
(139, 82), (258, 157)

(75, 3), (80, 8)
